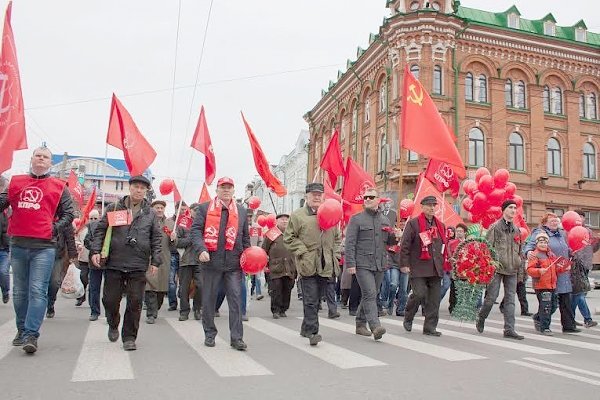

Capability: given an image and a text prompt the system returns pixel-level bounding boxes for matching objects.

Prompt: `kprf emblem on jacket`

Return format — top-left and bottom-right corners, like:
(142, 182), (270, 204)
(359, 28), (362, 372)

(18, 186), (43, 210)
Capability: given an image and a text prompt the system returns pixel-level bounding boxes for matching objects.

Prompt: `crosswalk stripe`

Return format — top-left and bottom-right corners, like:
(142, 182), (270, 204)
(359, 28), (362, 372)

(317, 318), (485, 362)
(515, 315), (600, 330)
(246, 318), (386, 369)
(0, 319), (15, 361)
(487, 317), (600, 340)
(166, 318), (272, 377)
(71, 318), (134, 382)
(433, 317), (600, 351)
(384, 319), (565, 355)
(523, 357), (600, 378)
(507, 360), (600, 386)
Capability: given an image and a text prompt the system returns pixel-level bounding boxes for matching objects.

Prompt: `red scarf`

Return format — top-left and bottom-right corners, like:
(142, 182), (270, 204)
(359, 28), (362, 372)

(417, 213), (446, 260)
(204, 197), (238, 251)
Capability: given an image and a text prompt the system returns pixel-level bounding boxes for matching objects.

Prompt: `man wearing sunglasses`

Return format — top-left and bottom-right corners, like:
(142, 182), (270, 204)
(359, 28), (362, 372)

(344, 188), (399, 340)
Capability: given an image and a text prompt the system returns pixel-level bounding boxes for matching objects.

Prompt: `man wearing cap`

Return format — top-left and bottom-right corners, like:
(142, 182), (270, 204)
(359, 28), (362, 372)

(400, 195), (445, 336)
(476, 199), (525, 340)
(190, 177), (251, 351)
(91, 175), (162, 351)
(0, 147), (75, 354)
(262, 213), (296, 319)
(284, 182), (342, 346)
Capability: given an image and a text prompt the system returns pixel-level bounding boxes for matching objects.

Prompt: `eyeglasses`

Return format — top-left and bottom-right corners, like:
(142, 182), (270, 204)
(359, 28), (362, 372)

(363, 195), (377, 200)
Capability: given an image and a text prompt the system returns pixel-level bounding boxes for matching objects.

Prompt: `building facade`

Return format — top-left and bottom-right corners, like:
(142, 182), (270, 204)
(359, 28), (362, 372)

(304, 0), (600, 228)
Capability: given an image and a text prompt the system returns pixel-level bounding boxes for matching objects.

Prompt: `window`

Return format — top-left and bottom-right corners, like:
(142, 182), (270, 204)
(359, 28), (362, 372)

(543, 86), (551, 113)
(505, 79), (513, 107)
(547, 138), (561, 175)
(515, 80), (526, 108)
(431, 2), (440, 11)
(114, 181), (124, 191)
(546, 208), (565, 218)
(407, 150), (419, 161)
(509, 132), (524, 171)
(378, 135), (387, 172)
(433, 65), (442, 95)
(409, 1), (420, 11)
(576, 28), (587, 42)
(478, 74), (487, 103)
(363, 141), (370, 173)
(508, 13), (519, 29)
(364, 97), (371, 123)
(468, 127), (485, 167)
(583, 142), (596, 179)
(551, 87), (562, 114)
(587, 93), (597, 120)
(584, 211), (600, 228)
(580, 93), (586, 118)
(379, 82), (387, 113)
(410, 64), (420, 80)
(544, 21), (556, 36)
(340, 115), (347, 140)
(465, 73), (474, 101)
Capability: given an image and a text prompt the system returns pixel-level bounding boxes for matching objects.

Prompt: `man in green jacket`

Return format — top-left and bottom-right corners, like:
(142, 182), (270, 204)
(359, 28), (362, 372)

(284, 183), (341, 346)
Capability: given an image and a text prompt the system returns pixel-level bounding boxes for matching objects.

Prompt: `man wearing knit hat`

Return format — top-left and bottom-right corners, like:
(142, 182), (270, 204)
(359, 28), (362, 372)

(476, 199), (525, 340)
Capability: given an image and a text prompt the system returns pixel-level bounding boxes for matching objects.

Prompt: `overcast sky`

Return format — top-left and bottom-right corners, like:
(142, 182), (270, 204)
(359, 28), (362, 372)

(6, 0), (599, 206)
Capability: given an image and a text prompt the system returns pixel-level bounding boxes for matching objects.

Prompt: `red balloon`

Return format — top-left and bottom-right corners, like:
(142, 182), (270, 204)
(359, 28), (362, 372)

(493, 169), (510, 189)
(488, 188), (505, 206)
(462, 197), (474, 212)
(247, 196), (261, 210)
(481, 214), (496, 229)
(562, 211), (583, 232)
(504, 182), (516, 198)
(256, 215), (267, 227)
(475, 167), (491, 183)
(472, 191), (488, 210)
(240, 246), (268, 274)
(399, 199), (415, 219)
(519, 227), (529, 242)
(462, 180), (477, 196)
(568, 226), (590, 252)
(512, 194), (523, 208)
(470, 212), (482, 223)
(477, 175), (494, 194)
(317, 199), (343, 230)
(265, 214), (276, 229)
(159, 179), (175, 195)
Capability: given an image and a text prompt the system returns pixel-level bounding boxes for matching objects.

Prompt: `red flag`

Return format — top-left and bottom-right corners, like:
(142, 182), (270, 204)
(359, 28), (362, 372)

(324, 179), (342, 203)
(106, 94), (157, 176)
(412, 175), (463, 227)
(240, 112), (287, 197)
(67, 171), (84, 207)
(198, 183), (211, 204)
(401, 68), (466, 178)
(0, 2), (26, 175)
(190, 106), (216, 185)
(173, 181), (182, 204)
(341, 157), (375, 204)
(75, 186), (97, 233)
(320, 130), (345, 187)
(514, 210), (529, 234)
(424, 159), (460, 197)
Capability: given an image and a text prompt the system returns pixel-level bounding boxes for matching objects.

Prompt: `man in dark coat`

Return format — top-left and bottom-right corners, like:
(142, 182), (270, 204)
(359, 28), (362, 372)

(190, 177), (250, 351)
(91, 175), (162, 351)
(400, 195), (445, 336)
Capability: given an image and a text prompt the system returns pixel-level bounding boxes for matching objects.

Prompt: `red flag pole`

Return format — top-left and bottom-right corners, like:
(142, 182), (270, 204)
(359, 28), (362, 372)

(101, 143), (108, 215)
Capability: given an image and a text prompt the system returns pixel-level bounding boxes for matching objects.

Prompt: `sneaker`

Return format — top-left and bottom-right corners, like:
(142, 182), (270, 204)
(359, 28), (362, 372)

(194, 310), (202, 320)
(278, 311), (287, 318)
(108, 327), (119, 342)
(475, 317), (485, 333)
(89, 314), (99, 322)
(179, 313), (189, 321)
(168, 305), (177, 311)
(22, 336), (37, 354)
(123, 341), (137, 351)
(562, 327), (582, 334)
(308, 333), (322, 346)
(230, 339), (248, 351)
(584, 320), (598, 328)
(146, 316), (155, 324)
(541, 329), (554, 336)
(403, 320), (413, 332)
(242, 314), (249, 322)
(75, 295), (86, 307)
(256, 295), (264, 301)
(46, 307), (55, 319)
(503, 330), (525, 340)
(355, 326), (372, 336)
(423, 330), (442, 337)
(372, 326), (386, 340)
(2, 293), (8, 304)
(272, 313), (280, 319)
(12, 331), (23, 346)
(204, 337), (215, 347)
(328, 312), (340, 319)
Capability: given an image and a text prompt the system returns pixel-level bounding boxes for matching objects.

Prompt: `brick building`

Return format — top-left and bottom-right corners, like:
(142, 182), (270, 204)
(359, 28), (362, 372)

(304, 0), (600, 228)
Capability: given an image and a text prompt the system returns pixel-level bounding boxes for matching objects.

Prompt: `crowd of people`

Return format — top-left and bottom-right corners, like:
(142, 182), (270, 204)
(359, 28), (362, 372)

(0, 147), (598, 355)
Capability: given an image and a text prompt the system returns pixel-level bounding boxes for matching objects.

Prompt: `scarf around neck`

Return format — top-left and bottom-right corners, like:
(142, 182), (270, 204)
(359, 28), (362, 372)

(204, 197), (238, 251)
(417, 212), (445, 260)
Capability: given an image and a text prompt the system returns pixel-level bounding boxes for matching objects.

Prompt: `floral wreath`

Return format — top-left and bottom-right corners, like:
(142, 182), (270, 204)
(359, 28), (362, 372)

(452, 237), (498, 285)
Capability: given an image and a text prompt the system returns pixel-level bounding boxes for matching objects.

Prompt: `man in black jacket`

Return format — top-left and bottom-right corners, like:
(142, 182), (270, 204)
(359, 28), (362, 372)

(91, 175), (162, 351)
(190, 177), (250, 351)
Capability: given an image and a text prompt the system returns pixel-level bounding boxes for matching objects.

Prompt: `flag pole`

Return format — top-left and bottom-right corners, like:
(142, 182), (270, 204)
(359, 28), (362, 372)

(174, 153), (194, 227)
(312, 166), (321, 183)
(441, 191), (446, 223)
(101, 143), (108, 215)
(268, 191), (277, 214)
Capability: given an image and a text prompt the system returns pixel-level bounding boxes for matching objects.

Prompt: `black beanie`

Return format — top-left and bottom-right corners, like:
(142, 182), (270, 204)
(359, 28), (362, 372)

(501, 199), (517, 211)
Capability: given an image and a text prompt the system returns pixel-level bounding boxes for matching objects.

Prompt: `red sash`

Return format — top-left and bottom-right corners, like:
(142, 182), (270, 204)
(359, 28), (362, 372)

(7, 175), (66, 239)
(204, 197), (238, 251)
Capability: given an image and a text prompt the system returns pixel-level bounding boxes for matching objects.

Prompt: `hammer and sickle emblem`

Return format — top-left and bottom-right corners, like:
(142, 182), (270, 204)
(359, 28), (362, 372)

(407, 84), (423, 106)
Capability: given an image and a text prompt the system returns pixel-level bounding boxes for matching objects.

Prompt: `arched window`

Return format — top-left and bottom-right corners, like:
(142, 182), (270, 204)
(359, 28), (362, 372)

(515, 80), (526, 108)
(583, 142), (596, 179)
(468, 127), (485, 167)
(363, 140), (370, 173)
(478, 74), (487, 103)
(580, 93), (586, 118)
(543, 86), (551, 113)
(505, 79), (513, 107)
(551, 87), (562, 114)
(410, 64), (420, 80)
(364, 96), (371, 123)
(465, 73), (474, 101)
(352, 106), (358, 132)
(379, 82), (387, 113)
(547, 138), (562, 176)
(587, 93), (597, 120)
(378, 135), (387, 172)
(509, 132), (524, 171)
(433, 65), (442, 95)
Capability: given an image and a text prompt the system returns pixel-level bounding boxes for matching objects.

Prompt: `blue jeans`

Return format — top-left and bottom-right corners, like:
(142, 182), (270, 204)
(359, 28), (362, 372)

(88, 267), (104, 316)
(571, 292), (593, 322)
(168, 253), (180, 307)
(11, 246), (56, 338)
(396, 271), (409, 314)
(0, 249), (10, 296)
(251, 274), (262, 296)
(379, 268), (400, 311)
(440, 271), (451, 300)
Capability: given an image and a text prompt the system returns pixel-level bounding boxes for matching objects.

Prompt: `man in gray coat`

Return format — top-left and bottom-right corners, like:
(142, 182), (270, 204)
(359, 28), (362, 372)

(345, 188), (399, 340)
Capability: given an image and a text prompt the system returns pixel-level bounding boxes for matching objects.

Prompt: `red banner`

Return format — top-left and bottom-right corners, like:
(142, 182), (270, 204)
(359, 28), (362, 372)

(412, 175), (463, 228)
(424, 159), (460, 197)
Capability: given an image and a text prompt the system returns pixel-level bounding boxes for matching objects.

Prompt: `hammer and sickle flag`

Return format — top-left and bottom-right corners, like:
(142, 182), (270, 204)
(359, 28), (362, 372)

(400, 68), (466, 179)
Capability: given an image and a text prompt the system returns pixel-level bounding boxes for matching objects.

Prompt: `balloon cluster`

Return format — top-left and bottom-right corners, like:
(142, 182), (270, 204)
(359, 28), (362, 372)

(461, 168), (522, 229)
(561, 211), (588, 252)
(256, 214), (276, 229)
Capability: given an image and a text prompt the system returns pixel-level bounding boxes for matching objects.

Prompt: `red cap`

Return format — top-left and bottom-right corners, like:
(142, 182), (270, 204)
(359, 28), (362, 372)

(217, 176), (235, 187)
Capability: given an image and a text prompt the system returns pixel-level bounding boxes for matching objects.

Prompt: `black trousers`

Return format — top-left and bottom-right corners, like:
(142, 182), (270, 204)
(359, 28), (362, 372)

(103, 269), (146, 342)
(300, 275), (329, 336)
(179, 265), (202, 314)
(270, 276), (294, 314)
(78, 262), (89, 301)
(448, 279), (457, 313)
(145, 291), (165, 318)
(348, 274), (362, 312)
(405, 276), (442, 333)
(558, 292), (577, 330)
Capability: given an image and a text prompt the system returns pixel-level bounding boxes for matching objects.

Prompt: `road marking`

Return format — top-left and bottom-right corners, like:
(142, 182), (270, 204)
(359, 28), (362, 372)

(71, 318), (134, 382)
(246, 318), (386, 369)
(523, 357), (600, 378)
(166, 318), (272, 377)
(507, 360), (600, 386)
(317, 318), (485, 362)
(384, 319), (565, 355)
(0, 319), (16, 361)
(434, 317), (600, 352)
(512, 316), (599, 339)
